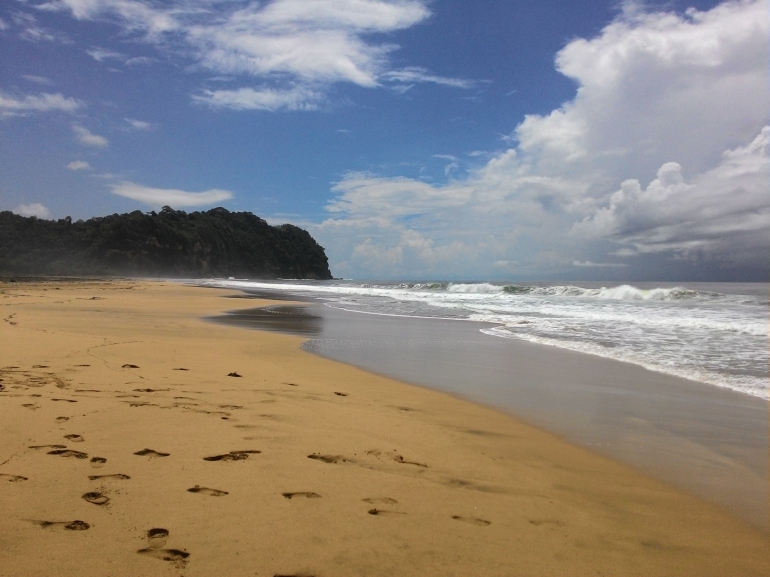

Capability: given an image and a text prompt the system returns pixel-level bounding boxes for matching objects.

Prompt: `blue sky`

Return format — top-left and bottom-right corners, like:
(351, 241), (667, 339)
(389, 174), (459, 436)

(1, 0), (768, 281)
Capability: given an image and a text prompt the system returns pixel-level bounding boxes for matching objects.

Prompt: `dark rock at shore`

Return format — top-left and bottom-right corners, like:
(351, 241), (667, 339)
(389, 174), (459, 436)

(0, 206), (332, 280)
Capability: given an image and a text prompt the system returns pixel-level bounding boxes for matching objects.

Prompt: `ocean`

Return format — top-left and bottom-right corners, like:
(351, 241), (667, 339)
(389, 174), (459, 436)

(203, 279), (768, 400)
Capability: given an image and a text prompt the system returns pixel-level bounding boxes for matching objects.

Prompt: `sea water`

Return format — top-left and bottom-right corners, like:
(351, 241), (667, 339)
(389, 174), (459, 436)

(204, 280), (769, 400)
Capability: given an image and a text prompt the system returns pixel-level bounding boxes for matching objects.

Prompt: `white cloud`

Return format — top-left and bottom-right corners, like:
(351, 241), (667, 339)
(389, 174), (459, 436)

(73, 124), (109, 147)
(48, 0), (469, 111)
(13, 203), (51, 219)
(308, 0), (770, 278)
(124, 56), (154, 66)
(67, 160), (91, 170)
(0, 90), (81, 117)
(111, 181), (234, 207)
(12, 11), (68, 43)
(47, 0), (177, 36)
(22, 75), (54, 85)
(381, 67), (474, 88)
(193, 86), (323, 111)
(86, 47), (154, 67)
(86, 47), (125, 62)
(124, 117), (153, 130)
(574, 127), (770, 263)
(515, 0), (769, 178)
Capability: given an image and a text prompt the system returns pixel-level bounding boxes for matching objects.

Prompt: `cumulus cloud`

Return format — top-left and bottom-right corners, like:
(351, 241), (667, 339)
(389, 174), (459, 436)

(72, 124), (108, 147)
(66, 160), (91, 170)
(111, 181), (234, 207)
(515, 0), (769, 179)
(46, 0), (468, 111)
(0, 90), (81, 117)
(13, 203), (51, 218)
(575, 127), (770, 263)
(309, 0), (769, 279)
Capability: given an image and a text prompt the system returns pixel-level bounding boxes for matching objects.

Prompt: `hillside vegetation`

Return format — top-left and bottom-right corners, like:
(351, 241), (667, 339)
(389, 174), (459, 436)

(0, 207), (332, 279)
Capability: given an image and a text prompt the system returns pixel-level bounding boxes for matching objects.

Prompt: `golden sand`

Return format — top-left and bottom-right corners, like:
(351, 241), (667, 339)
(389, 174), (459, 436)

(0, 280), (767, 576)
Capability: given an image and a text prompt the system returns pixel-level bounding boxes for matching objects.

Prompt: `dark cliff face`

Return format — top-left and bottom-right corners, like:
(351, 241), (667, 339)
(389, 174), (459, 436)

(0, 207), (332, 280)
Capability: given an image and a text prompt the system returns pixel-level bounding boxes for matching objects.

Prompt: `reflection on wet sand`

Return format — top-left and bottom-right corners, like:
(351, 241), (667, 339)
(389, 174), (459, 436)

(207, 305), (322, 337)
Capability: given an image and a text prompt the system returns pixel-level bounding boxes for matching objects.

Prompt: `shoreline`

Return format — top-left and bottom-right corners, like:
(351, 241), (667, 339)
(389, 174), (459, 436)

(210, 297), (769, 531)
(1, 279), (768, 576)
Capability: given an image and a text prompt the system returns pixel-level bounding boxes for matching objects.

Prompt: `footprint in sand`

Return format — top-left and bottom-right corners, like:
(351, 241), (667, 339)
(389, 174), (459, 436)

(307, 454), (347, 464)
(203, 450), (260, 461)
(89, 473), (130, 480)
(21, 403), (39, 410)
(137, 528), (190, 566)
(172, 368), (189, 371)
(137, 548), (190, 564)
(147, 528), (169, 548)
(451, 515), (491, 526)
(134, 448), (170, 458)
(0, 474), (28, 482)
(368, 508), (406, 517)
(187, 485), (229, 496)
(391, 454), (428, 468)
(122, 364), (140, 369)
(365, 449), (428, 468)
(51, 398), (77, 403)
(55, 416), (70, 423)
(90, 457), (107, 468)
(30, 444), (67, 450)
(363, 497), (398, 505)
(82, 491), (110, 506)
(64, 434), (84, 443)
(528, 519), (566, 527)
(30, 520), (90, 531)
(48, 449), (88, 459)
(282, 492), (321, 499)
(334, 392), (348, 396)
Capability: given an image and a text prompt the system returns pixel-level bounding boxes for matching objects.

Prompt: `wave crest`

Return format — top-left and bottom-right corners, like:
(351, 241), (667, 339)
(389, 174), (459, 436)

(447, 283), (503, 294)
(503, 284), (699, 300)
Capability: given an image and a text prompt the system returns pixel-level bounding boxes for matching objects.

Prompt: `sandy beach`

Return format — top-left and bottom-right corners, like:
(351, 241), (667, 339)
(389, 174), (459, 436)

(1, 279), (768, 577)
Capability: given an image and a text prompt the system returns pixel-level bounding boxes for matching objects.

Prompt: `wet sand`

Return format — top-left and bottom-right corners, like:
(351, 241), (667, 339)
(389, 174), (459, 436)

(289, 304), (769, 531)
(1, 280), (768, 576)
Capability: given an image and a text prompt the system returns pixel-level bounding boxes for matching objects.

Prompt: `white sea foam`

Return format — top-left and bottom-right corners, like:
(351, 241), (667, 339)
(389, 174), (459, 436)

(201, 279), (769, 400)
(447, 282), (503, 293)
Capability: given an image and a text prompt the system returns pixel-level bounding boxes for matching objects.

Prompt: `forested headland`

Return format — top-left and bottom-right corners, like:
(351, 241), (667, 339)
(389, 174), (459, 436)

(0, 207), (332, 280)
